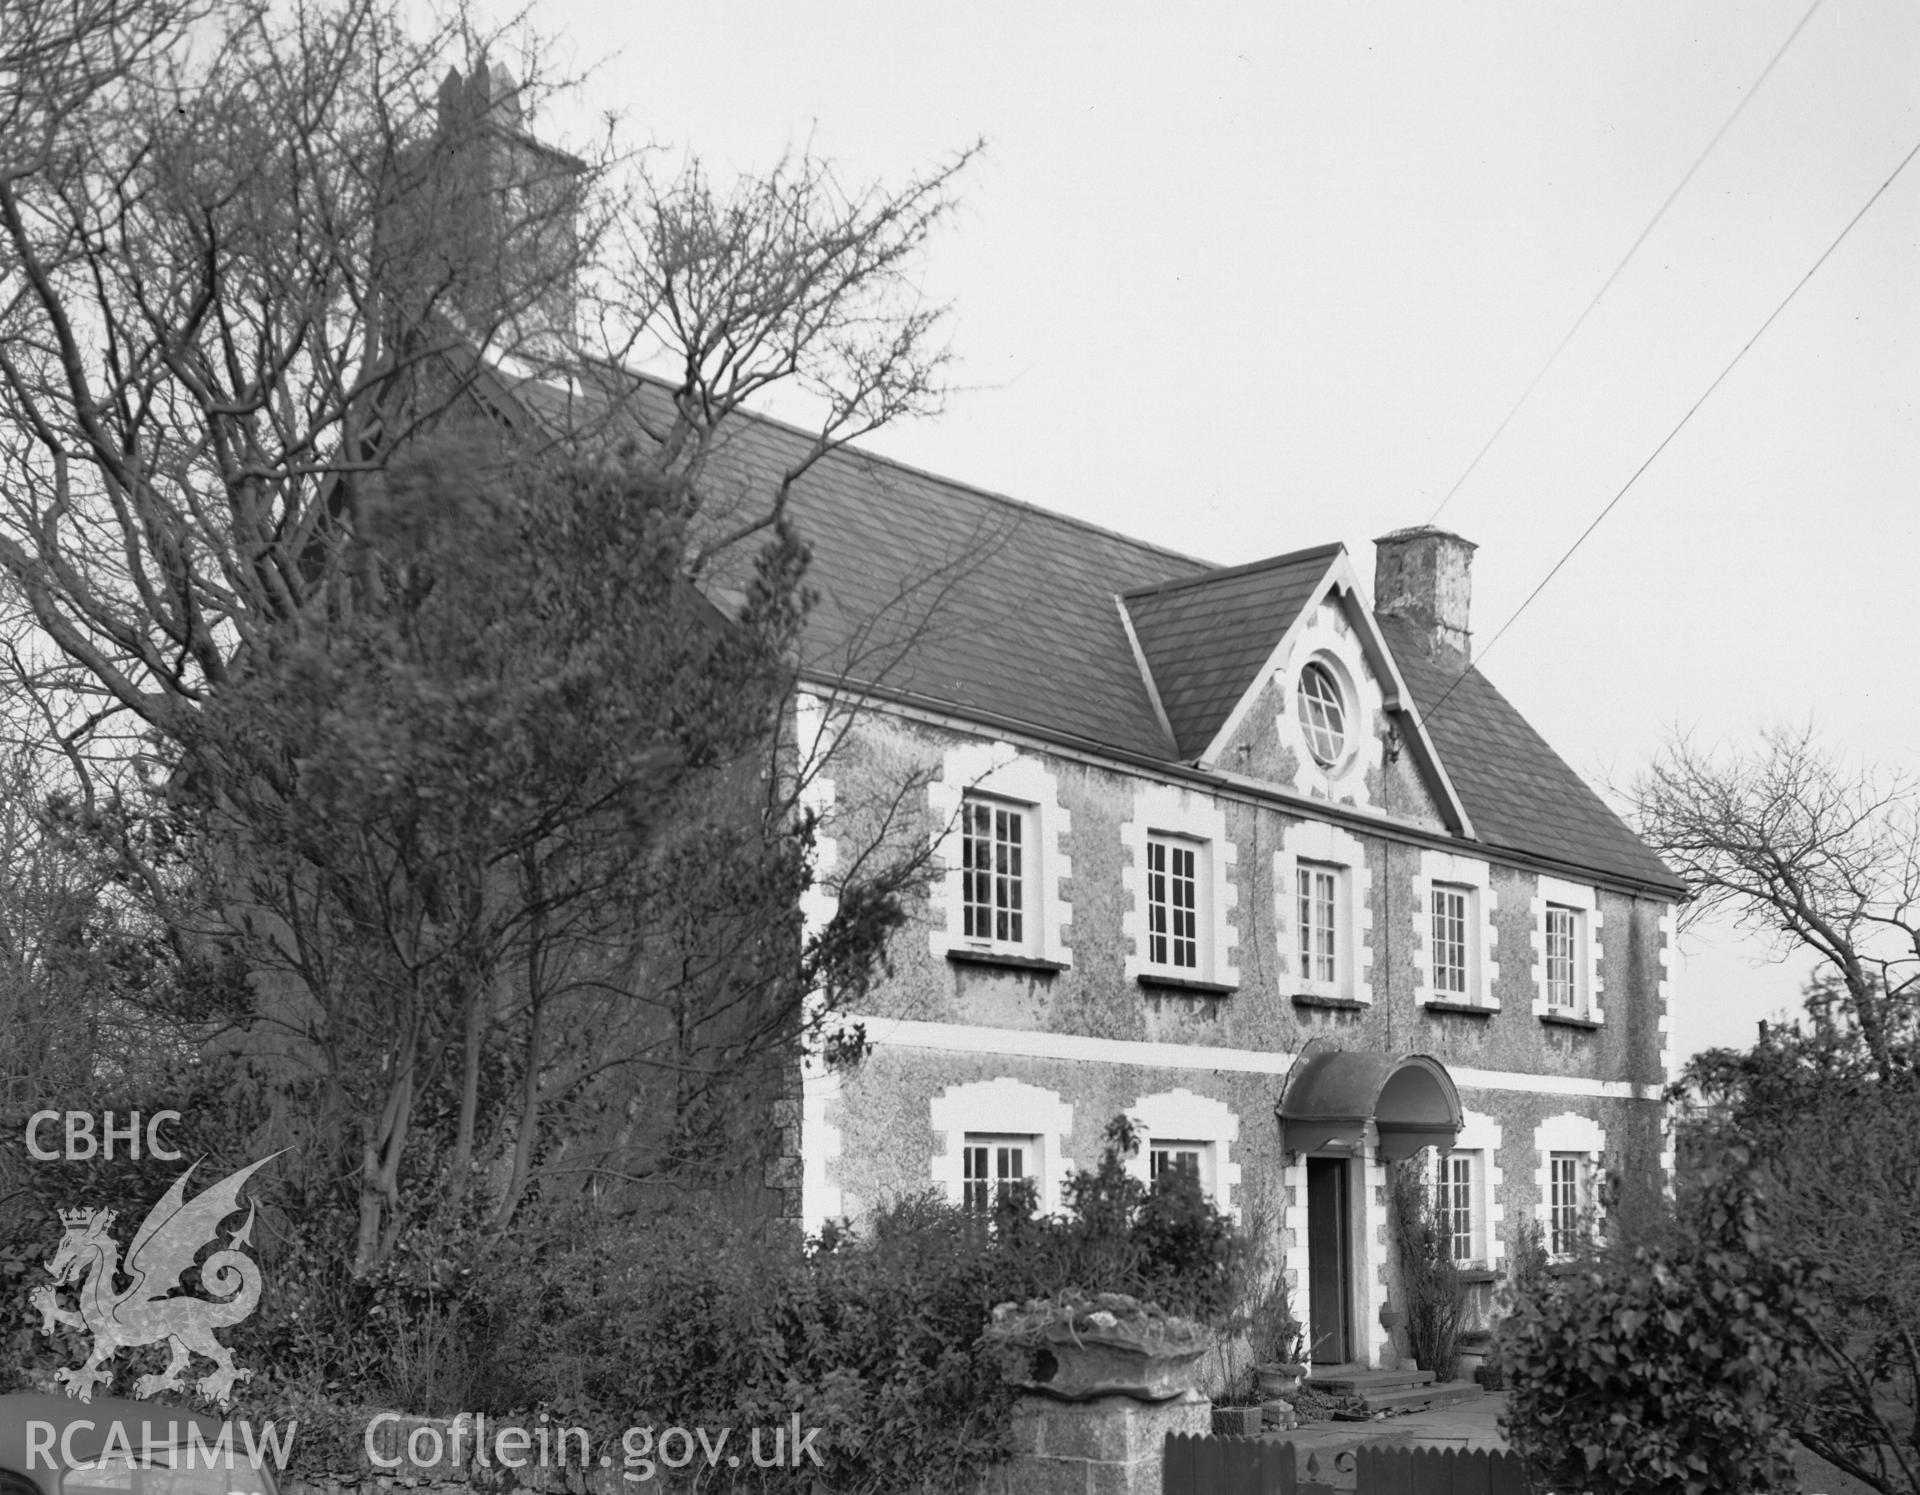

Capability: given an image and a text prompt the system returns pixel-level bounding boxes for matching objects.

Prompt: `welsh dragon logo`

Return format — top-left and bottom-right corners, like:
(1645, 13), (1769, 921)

(31, 1154), (281, 1408)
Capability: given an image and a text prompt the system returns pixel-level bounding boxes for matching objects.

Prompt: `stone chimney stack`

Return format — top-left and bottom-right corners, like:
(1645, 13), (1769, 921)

(429, 59), (582, 360)
(1373, 526), (1477, 664)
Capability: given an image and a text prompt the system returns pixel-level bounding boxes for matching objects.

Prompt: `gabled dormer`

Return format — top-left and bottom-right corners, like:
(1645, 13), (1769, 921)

(1118, 532), (1473, 835)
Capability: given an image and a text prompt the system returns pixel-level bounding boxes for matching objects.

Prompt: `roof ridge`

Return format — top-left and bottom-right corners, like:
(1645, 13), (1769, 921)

(564, 363), (1225, 573)
(1120, 542), (1346, 602)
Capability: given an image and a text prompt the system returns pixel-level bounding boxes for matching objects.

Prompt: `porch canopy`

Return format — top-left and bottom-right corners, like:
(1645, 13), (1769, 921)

(1277, 1050), (1462, 1162)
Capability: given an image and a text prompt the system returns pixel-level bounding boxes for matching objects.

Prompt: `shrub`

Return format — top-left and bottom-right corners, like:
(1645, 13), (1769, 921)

(1498, 1152), (1824, 1495)
(958, 1115), (1243, 1324)
(1754, 1081), (1920, 1494)
(1245, 1235), (1304, 1367)
(465, 1116), (1242, 1494)
(1132, 1163), (1239, 1321)
(1388, 1157), (1465, 1381)
(13, 1105), (1242, 1490)
(468, 1194), (1013, 1493)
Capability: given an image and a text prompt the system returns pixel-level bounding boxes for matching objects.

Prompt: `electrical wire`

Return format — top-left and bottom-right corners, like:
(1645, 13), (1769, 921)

(1427, 129), (1920, 723)
(1427, 0), (1827, 525)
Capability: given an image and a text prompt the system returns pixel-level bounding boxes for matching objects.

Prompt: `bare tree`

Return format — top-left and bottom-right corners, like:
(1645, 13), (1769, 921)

(1632, 724), (1920, 1082)
(0, 0), (606, 728)
(589, 140), (977, 562)
(1646, 728), (1920, 1489)
(0, 0), (977, 1268)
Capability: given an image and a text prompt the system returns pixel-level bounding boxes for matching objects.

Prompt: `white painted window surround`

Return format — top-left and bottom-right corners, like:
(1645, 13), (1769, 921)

(1276, 820), (1373, 1004)
(794, 693), (841, 947)
(927, 741), (1072, 965)
(931, 1078), (1074, 1214)
(1534, 1111), (1607, 1257)
(1121, 783), (1239, 985)
(1413, 850), (1499, 1009)
(1296, 661), (1349, 767)
(1531, 876), (1605, 1023)
(1126, 1088), (1242, 1220)
(1427, 1110), (1503, 1271)
(962, 1134), (1035, 1214)
(801, 1066), (843, 1235)
(793, 692), (864, 1067)
(960, 798), (1030, 949)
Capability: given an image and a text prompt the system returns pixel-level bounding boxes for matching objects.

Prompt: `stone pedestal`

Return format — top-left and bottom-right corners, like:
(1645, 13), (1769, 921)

(977, 1389), (1209, 1495)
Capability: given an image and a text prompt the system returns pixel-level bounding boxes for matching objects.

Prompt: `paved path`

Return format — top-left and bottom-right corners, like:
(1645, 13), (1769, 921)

(1272, 1390), (1510, 1457)
(1361, 1389), (1509, 1449)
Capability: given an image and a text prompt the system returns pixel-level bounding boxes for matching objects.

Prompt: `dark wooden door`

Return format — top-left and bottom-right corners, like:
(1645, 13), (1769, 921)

(1306, 1156), (1350, 1364)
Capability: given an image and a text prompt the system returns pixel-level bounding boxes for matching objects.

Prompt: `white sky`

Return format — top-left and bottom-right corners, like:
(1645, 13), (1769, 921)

(521, 1), (1919, 1068)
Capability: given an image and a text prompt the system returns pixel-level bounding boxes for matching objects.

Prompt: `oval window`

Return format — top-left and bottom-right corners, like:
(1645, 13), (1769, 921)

(1296, 662), (1347, 767)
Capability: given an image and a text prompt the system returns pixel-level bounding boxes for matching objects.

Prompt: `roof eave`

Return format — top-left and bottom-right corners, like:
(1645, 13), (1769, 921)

(801, 672), (1686, 902)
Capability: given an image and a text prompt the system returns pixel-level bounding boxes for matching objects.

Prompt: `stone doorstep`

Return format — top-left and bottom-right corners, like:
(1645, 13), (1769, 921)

(1351, 1380), (1483, 1415)
(1303, 1366), (1488, 1413)
(1304, 1366), (1436, 1396)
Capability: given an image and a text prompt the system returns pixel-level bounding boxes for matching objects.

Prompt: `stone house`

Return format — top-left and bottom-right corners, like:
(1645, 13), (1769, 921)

(743, 409), (1684, 1371)
(436, 62), (1682, 1369)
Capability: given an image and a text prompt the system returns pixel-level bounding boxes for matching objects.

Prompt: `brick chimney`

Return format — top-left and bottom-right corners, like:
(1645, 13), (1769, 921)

(1373, 526), (1477, 664)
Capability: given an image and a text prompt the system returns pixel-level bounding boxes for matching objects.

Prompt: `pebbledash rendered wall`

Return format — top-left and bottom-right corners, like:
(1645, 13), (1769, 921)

(801, 694), (1673, 1369)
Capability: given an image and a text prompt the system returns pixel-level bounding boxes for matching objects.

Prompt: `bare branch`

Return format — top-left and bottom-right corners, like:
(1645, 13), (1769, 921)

(1632, 724), (1920, 1081)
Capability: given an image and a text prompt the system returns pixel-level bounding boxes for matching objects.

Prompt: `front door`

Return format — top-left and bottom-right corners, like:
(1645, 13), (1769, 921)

(1306, 1156), (1351, 1364)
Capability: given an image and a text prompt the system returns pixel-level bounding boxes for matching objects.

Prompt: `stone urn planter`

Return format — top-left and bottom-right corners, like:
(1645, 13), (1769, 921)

(983, 1291), (1214, 1402)
(1253, 1361), (1308, 1398)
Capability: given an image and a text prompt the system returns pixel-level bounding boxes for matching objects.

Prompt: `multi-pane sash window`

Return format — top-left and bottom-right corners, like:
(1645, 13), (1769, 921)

(1431, 885), (1470, 995)
(1297, 865), (1339, 984)
(1544, 904), (1577, 1009)
(1435, 1153), (1474, 1262)
(962, 1136), (1032, 1214)
(1146, 836), (1199, 969)
(961, 797), (1025, 945)
(1549, 1153), (1582, 1256)
(1149, 1143), (1204, 1185)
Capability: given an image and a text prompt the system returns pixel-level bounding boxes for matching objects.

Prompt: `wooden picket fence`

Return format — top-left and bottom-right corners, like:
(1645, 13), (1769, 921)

(1352, 1443), (1530, 1494)
(1162, 1434), (1297, 1493)
(1164, 1433), (1530, 1495)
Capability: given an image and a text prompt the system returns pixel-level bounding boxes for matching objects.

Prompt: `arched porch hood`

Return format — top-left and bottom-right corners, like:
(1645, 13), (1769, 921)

(1276, 1044), (1463, 1162)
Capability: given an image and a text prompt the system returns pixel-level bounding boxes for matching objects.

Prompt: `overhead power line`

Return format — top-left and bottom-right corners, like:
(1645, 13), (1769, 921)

(1427, 0), (1827, 525)
(1428, 128), (1920, 723)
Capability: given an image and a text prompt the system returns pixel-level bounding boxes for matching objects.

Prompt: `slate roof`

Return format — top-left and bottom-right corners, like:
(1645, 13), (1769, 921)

(1122, 547), (1341, 759)
(484, 366), (1679, 896)
(1379, 616), (1680, 891)
(488, 369), (1203, 759)
(704, 416), (1206, 761)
